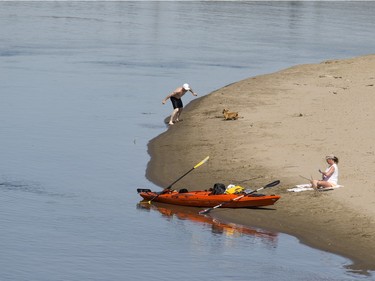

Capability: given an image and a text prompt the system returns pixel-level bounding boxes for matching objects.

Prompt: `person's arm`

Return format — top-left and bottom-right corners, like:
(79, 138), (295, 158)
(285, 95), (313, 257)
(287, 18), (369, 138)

(319, 166), (335, 180)
(189, 89), (198, 96)
(162, 91), (175, 104)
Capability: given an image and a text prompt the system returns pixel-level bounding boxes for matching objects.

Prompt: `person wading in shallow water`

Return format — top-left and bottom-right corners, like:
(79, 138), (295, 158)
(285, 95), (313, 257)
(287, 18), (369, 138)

(162, 83), (197, 125)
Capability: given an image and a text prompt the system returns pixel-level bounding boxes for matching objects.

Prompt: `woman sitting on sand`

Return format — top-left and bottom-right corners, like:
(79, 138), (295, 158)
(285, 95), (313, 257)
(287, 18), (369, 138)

(311, 154), (339, 189)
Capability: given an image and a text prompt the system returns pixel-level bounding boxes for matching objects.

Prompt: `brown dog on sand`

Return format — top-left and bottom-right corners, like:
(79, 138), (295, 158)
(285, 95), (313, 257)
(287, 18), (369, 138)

(222, 109), (239, 120)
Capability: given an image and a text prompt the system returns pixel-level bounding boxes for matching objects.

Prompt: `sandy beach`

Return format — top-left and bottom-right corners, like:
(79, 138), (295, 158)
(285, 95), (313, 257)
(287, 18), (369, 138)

(146, 55), (375, 273)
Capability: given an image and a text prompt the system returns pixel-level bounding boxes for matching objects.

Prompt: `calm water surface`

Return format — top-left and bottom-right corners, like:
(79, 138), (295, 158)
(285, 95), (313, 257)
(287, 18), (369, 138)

(1, 2), (375, 280)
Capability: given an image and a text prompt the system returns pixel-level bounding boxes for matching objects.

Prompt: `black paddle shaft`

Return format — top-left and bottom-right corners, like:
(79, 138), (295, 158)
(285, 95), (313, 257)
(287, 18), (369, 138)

(166, 167), (194, 189)
(147, 156), (210, 204)
(247, 180), (280, 195)
(199, 180), (280, 215)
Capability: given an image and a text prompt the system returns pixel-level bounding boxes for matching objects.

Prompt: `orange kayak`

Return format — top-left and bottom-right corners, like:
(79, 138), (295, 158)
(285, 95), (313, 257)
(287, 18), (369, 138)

(138, 189), (280, 208)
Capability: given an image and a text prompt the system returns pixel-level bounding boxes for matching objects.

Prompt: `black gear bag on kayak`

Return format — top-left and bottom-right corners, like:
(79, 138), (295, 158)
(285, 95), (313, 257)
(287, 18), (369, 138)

(212, 183), (226, 195)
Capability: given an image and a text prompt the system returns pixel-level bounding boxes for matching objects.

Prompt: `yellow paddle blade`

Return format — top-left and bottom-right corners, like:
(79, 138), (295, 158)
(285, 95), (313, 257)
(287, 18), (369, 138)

(193, 156), (209, 169)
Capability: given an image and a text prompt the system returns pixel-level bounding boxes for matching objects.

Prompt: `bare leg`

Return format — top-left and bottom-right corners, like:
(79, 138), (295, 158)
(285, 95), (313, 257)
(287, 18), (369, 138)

(311, 180), (318, 189)
(312, 180), (333, 189)
(175, 107), (183, 122)
(317, 180), (334, 189)
(169, 108), (179, 125)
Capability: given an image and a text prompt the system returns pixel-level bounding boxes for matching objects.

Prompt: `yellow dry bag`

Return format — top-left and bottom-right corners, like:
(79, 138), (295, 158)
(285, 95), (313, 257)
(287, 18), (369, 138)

(225, 185), (245, 194)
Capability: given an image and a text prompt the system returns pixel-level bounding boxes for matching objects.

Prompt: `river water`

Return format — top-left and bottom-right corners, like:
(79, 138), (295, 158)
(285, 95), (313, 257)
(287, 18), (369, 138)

(1, 1), (375, 280)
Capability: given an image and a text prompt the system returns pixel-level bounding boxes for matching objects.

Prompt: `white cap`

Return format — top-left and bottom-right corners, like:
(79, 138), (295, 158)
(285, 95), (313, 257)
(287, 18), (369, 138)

(182, 83), (190, 90)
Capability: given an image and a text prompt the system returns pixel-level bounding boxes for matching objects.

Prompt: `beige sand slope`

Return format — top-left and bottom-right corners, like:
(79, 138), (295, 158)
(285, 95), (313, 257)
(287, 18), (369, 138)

(147, 55), (375, 273)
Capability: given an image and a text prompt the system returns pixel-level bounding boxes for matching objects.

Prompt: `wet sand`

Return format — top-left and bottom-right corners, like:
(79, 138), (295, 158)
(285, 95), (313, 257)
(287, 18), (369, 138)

(146, 54), (375, 273)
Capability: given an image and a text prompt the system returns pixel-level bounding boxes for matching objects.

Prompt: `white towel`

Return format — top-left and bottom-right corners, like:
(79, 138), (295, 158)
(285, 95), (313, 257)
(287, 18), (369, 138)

(287, 184), (314, 192)
(317, 185), (343, 191)
(287, 183), (343, 192)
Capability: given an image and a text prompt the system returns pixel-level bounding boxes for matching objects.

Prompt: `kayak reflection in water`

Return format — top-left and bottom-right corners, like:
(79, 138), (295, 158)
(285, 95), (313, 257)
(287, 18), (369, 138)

(137, 202), (278, 244)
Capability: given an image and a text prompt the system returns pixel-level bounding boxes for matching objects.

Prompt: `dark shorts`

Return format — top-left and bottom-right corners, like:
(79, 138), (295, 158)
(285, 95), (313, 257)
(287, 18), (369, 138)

(170, 96), (183, 109)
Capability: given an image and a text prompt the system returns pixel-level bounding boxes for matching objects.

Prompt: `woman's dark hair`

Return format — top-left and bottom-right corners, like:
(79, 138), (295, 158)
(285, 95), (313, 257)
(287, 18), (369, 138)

(333, 156), (339, 164)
